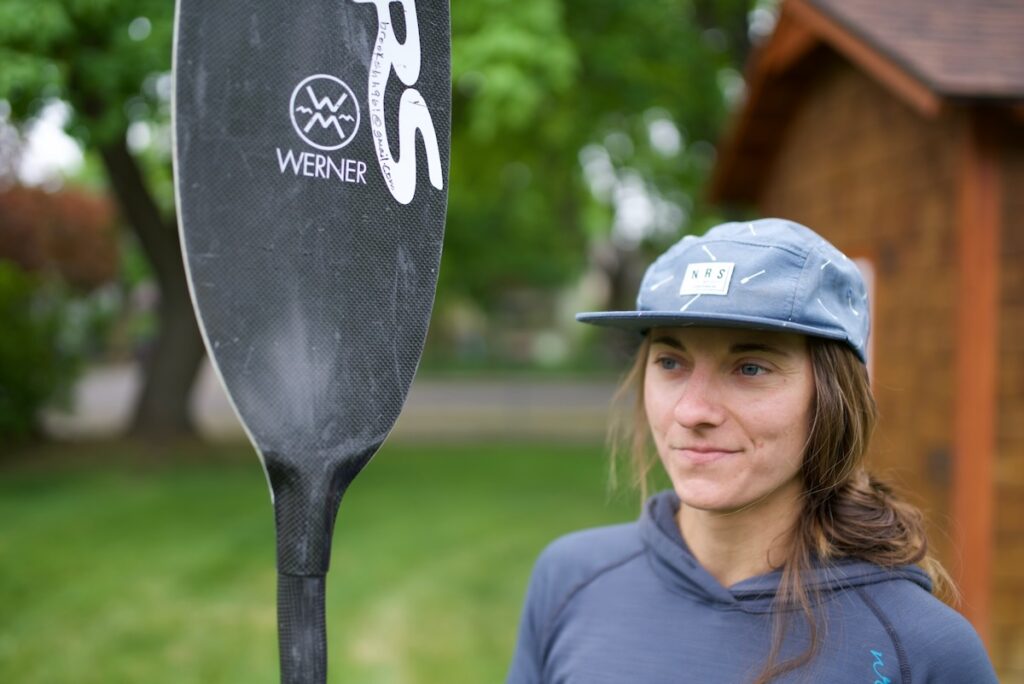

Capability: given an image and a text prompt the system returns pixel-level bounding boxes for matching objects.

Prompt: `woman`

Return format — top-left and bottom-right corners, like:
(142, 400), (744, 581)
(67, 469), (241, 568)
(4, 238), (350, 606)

(507, 219), (997, 683)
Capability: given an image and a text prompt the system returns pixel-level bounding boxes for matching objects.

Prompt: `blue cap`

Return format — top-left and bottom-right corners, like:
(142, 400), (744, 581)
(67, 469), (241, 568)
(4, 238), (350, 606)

(576, 218), (870, 362)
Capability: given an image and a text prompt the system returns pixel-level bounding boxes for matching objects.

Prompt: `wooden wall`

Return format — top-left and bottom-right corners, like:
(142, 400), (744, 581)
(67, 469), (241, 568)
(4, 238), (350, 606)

(756, 58), (960, 564)
(997, 122), (1024, 680)
(744, 55), (1024, 680)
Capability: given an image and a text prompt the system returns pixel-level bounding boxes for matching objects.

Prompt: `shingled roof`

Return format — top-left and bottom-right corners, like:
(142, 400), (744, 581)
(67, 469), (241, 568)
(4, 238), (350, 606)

(709, 0), (1024, 205)
(811, 0), (1024, 99)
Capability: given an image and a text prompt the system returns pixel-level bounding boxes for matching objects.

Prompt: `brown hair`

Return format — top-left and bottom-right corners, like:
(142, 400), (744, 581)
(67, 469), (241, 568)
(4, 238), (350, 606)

(608, 334), (955, 682)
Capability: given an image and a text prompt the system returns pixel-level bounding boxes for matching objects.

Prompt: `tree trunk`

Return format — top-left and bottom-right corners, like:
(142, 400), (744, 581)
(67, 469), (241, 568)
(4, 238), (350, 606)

(99, 137), (205, 440)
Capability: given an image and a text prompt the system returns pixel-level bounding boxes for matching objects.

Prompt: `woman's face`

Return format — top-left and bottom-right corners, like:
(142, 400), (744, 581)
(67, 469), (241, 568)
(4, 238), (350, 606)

(643, 326), (815, 513)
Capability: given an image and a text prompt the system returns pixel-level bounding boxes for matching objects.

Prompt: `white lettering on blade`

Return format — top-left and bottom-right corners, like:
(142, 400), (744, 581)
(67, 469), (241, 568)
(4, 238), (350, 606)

(354, 0), (443, 205)
(276, 148), (368, 184)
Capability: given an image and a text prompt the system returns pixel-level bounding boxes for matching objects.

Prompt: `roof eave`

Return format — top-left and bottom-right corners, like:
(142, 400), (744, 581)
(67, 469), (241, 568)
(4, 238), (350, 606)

(792, 0), (943, 118)
(709, 0), (946, 206)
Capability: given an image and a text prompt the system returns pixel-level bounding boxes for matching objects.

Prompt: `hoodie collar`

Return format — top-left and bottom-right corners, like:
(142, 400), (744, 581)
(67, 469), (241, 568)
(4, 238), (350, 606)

(639, 490), (932, 612)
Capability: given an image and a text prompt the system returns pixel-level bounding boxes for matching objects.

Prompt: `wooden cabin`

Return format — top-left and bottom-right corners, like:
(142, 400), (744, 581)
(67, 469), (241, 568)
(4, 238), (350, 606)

(709, 0), (1024, 679)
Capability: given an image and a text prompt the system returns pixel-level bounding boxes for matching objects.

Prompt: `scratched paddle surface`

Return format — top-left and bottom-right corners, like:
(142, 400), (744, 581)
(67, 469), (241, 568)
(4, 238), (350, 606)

(175, 3), (449, 680)
(174, 0), (449, 570)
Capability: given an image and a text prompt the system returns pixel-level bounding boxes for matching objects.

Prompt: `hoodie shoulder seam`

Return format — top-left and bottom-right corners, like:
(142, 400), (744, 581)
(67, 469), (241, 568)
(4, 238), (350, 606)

(855, 586), (912, 684)
(540, 548), (645, 664)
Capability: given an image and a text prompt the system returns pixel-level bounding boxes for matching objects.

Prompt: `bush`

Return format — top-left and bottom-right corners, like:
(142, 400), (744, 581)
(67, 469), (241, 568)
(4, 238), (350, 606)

(0, 261), (80, 442)
(0, 185), (118, 289)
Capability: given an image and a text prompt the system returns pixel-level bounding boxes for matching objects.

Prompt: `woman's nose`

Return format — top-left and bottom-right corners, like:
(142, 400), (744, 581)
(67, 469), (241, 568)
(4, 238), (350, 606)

(672, 366), (726, 429)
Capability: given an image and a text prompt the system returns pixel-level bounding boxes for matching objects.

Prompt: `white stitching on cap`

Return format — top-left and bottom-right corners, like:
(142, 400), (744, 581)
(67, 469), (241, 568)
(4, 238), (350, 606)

(817, 298), (839, 320)
(649, 275), (674, 291)
(740, 269), (765, 285)
(702, 245), (717, 261)
(680, 294), (702, 311)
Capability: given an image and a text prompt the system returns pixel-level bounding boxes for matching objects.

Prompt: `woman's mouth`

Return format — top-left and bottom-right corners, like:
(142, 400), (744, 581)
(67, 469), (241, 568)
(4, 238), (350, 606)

(673, 446), (740, 465)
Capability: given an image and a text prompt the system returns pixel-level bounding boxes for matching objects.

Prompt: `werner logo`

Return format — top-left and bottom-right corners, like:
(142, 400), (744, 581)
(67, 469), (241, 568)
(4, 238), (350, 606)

(289, 74), (360, 150)
(276, 74), (367, 185)
(355, 0), (444, 205)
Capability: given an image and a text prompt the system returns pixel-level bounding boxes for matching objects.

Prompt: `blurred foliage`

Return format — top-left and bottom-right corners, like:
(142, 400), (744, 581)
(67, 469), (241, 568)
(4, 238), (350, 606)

(0, 0), (207, 438)
(0, 141), (125, 438)
(444, 0), (750, 310)
(0, 109), (22, 180)
(0, 262), (79, 441)
(0, 0), (178, 296)
(0, 184), (118, 288)
(0, 182), (124, 435)
(0, 0), (174, 146)
(0, 0), (178, 220)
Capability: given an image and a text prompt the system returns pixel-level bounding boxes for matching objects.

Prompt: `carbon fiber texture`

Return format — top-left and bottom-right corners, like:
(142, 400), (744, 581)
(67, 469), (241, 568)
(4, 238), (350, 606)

(268, 447), (373, 574)
(175, 0), (450, 680)
(176, 0), (450, 571)
(278, 573), (327, 684)
(175, 0), (450, 489)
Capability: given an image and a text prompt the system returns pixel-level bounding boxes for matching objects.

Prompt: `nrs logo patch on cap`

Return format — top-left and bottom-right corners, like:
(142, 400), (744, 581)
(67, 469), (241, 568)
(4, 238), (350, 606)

(679, 262), (735, 296)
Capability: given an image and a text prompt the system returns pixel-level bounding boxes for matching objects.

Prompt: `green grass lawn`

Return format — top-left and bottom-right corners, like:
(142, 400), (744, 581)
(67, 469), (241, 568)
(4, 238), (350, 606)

(0, 440), (639, 683)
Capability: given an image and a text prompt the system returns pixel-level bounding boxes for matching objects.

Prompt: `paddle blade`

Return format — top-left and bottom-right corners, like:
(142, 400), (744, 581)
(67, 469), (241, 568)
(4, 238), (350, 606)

(173, 0), (450, 499)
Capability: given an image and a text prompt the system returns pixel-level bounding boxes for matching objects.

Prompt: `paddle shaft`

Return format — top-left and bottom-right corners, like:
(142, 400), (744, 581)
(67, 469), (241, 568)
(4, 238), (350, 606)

(278, 573), (327, 684)
(268, 452), (356, 684)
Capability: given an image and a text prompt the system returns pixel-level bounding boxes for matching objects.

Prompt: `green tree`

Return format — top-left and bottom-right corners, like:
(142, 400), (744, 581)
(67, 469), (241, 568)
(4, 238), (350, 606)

(445, 0), (754, 322)
(0, 0), (202, 438)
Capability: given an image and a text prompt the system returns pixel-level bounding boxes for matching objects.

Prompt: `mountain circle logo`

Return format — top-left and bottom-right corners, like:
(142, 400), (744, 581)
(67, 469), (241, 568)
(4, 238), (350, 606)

(289, 74), (361, 151)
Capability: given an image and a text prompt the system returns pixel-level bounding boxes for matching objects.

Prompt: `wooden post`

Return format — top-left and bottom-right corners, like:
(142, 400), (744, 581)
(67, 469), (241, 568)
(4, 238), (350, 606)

(953, 108), (1001, 644)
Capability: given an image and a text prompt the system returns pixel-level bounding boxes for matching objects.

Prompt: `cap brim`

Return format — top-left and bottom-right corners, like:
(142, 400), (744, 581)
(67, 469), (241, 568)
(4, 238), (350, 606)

(575, 310), (850, 346)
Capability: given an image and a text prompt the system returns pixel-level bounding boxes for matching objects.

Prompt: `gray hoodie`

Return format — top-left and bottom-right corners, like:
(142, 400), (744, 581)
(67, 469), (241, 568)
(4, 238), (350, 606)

(508, 491), (997, 683)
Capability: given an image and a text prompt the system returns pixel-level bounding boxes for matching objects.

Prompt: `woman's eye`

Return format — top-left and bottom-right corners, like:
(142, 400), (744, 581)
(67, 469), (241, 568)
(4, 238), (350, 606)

(656, 357), (679, 370)
(738, 363), (766, 376)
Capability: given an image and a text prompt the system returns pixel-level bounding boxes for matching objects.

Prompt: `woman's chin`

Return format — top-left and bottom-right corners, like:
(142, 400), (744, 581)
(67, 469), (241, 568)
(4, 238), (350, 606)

(674, 476), (802, 517)
(673, 483), (748, 513)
